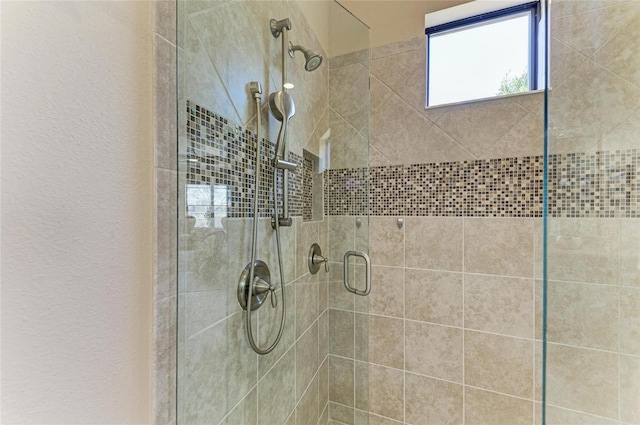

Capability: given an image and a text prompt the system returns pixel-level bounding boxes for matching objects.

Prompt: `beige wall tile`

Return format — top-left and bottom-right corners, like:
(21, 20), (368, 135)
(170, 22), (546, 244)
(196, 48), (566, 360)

(319, 310), (329, 362)
(535, 280), (543, 341)
(330, 402), (354, 425)
(483, 112), (543, 159)
(355, 409), (368, 425)
(369, 365), (404, 422)
(370, 93), (472, 166)
(369, 315), (404, 369)
(435, 97), (528, 158)
(464, 274), (534, 338)
(329, 278), (355, 311)
(406, 321), (463, 383)
(620, 286), (640, 355)
(405, 217), (463, 272)
(355, 361), (369, 411)
(371, 48), (426, 118)
(319, 358), (329, 416)
(182, 313), (256, 424)
(545, 405), (618, 425)
(465, 387), (533, 425)
(547, 281), (618, 351)
(464, 218), (534, 278)
(405, 373), (463, 425)
(546, 343), (618, 419)
(369, 217), (404, 267)
(370, 266), (404, 318)
(329, 309), (354, 358)
(297, 323), (319, 402)
(594, 11), (640, 87)
(329, 356), (354, 407)
(371, 36), (424, 59)
(220, 388), (257, 425)
(620, 219), (640, 287)
(328, 216), (355, 263)
(552, 1), (640, 57)
(257, 347), (296, 425)
(355, 313), (369, 363)
(620, 354), (640, 424)
(369, 413), (403, 425)
(405, 269), (462, 326)
(464, 331), (533, 398)
(297, 374), (319, 425)
(297, 274), (319, 338)
(329, 109), (369, 170)
(547, 218), (621, 285)
(329, 63), (369, 132)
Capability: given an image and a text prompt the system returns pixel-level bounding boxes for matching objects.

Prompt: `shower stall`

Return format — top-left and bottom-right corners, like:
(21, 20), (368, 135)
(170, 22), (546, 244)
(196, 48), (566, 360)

(165, 0), (640, 424)
(176, 2), (371, 424)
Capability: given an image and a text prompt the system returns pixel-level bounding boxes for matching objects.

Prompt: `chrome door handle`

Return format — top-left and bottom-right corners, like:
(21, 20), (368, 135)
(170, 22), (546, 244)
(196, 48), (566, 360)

(343, 250), (371, 296)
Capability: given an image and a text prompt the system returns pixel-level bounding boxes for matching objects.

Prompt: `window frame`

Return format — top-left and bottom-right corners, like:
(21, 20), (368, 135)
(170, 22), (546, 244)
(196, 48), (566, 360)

(425, 1), (540, 107)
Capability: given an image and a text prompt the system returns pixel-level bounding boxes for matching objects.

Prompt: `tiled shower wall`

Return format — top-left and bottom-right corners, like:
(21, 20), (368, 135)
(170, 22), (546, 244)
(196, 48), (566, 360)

(175, 2), (333, 425)
(326, 0), (640, 424)
(545, 1), (640, 424)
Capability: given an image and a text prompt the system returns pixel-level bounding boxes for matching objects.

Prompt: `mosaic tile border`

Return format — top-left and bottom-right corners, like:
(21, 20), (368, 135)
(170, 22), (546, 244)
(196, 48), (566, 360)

(325, 150), (639, 218)
(186, 101), (638, 219)
(186, 101), (303, 218)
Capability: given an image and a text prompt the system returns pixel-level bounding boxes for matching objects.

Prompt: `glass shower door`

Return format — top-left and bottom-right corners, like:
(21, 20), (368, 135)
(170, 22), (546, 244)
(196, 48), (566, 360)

(175, 2), (370, 424)
(544, 0), (640, 423)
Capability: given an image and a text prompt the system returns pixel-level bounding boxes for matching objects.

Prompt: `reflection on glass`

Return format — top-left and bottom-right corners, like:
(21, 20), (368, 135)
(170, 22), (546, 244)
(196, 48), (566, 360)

(185, 184), (229, 228)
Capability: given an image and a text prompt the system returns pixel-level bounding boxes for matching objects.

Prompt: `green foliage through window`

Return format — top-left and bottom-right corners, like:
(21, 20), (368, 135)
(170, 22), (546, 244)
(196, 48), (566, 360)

(496, 70), (529, 95)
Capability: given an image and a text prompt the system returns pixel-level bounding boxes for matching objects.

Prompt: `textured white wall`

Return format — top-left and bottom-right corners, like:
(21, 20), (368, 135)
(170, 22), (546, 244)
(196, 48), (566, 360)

(1, 1), (153, 423)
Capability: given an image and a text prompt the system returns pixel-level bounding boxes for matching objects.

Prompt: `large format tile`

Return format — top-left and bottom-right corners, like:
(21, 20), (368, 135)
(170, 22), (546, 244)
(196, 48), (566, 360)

(369, 216), (404, 267)
(369, 315), (404, 369)
(329, 309), (354, 358)
(405, 217), (463, 272)
(258, 348), (296, 425)
(620, 286), (640, 355)
(546, 343), (618, 419)
(405, 373), (463, 425)
(464, 218), (534, 278)
(368, 365), (404, 422)
(546, 218), (620, 285)
(329, 356), (354, 407)
(405, 321), (463, 383)
(464, 331), (533, 398)
(547, 281), (618, 351)
(465, 387), (533, 425)
(405, 269), (462, 326)
(464, 274), (534, 338)
(369, 266), (404, 318)
(296, 322), (319, 403)
(620, 354), (640, 424)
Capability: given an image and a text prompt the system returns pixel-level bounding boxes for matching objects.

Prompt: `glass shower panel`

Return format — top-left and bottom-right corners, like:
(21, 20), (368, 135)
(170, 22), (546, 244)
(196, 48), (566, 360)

(176, 2), (370, 424)
(544, 1), (640, 423)
(325, 3), (370, 424)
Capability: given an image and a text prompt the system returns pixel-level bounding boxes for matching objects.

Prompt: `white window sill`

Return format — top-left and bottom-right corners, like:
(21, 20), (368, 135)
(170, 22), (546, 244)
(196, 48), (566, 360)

(425, 88), (545, 111)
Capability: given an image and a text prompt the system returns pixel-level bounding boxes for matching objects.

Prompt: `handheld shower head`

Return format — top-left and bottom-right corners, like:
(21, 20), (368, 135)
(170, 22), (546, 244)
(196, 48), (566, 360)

(288, 43), (323, 72)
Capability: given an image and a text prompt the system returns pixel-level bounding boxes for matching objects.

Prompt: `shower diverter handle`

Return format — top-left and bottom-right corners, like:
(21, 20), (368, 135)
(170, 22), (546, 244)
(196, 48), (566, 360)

(343, 251), (371, 296)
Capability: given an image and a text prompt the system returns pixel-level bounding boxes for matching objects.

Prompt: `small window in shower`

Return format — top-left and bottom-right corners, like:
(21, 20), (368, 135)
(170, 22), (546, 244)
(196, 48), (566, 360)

(426, 1), (542, 107)
(186, 184), (229, 228)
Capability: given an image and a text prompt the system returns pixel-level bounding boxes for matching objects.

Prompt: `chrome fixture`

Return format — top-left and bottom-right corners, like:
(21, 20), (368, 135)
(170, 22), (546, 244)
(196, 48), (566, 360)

(343, 251), (371, 296)
(289, 42), (323, 72)
(308, 243), (329, 274)
(397, 218), (404, 229)
(238, 81), (287, 355)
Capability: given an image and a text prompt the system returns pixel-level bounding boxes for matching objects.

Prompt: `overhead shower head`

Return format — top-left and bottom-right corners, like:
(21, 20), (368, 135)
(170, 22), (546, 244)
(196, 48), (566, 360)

(288, 43), (323, 72)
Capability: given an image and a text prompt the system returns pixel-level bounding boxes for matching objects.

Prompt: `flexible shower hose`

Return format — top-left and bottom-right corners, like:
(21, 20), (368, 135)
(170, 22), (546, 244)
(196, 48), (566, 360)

(245, 85), (286, 355)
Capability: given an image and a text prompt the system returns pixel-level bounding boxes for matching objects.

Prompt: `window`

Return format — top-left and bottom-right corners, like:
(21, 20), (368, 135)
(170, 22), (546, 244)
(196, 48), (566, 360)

(426, 1), (541, 107)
